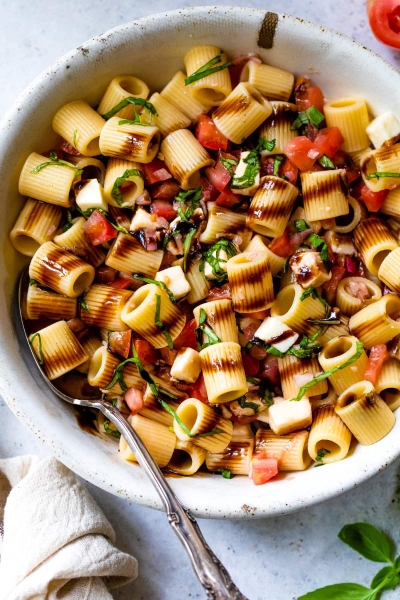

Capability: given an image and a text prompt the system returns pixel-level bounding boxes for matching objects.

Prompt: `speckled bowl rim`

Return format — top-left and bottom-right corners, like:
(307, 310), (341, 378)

(1, 6), (400, 519)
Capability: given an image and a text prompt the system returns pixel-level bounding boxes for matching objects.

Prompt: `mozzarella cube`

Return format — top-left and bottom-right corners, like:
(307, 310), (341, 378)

(289, 251), (332, 289)
(269, 398), (312, 435)
(204, 249), (228, 279)
(254, 317), (299, 353)
(130, 207), (159, 232)
(75, 179), (108, 213)
(366, 111), (400, 149)
(231, 151), (260, 196)
(170, 347), (201, 383)
(155, 266), (191, 299)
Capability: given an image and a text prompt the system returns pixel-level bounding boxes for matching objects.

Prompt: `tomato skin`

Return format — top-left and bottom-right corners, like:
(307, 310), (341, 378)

(331, 150), (360, 184)
(150, 199), (177, 220)
(295, 85), (325, 113)
(364, 344), (389, 385)
(124, 387), (144, 415)
(196, 114), (229, 150)
(108, 330), (132, 359)
(352, 181), (389, 212)
(368, 0), (400, 49)
(268, 229), (297, 258)
(173, 319), (198, 351)
(83, 210), (117, 246)
(207, 283), (231, 302)
(241, 351), (260, 376)
(205, 152), (236, 191)
(322, 266), (346, 294)
(189, 374), (209, 403)
(142, 159), (172, 184)
(109, 277), (133, 289)
(133, 339), (159, 365)
(279, 157), (298, 185)
(284, 137), (322, 172)
(199, 176), (219, 202)
(251, 452), (279, 485)
(151, 180), (181, 200)
(215, 186), (240, 207)
(313, 127), (344, 158)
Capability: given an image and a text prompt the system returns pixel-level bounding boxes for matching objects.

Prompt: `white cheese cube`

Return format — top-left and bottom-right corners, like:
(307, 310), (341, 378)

(155, 266), (191, 299)
(231, 151), (260, 196)
(269, 398), (312, 435)
(204, 249), (228, 279)
(254, 317), (299, 353)
(75, 179), (108, 213)
(130, 207), (159, 232)
(366, 111), (400, 148)
(170, 347), (201, 383)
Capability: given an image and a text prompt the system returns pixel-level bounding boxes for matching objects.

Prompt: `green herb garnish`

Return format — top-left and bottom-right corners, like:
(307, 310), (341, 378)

(103, 419), (121, 439)
(184, 53), (231, 85)
(78, 294), (90, 312)
(101, 97), (157, 121)
(291, 106), (324, 130)
(62, 210), (73, 232)
(155, 294), (173, 350)
(29, 332), (44, 365)
(183, 227), (197, 272)
(73, 129), (78, 147)
(111, 169), (144, 206)
(262, 388), (274, 407)
(218, 469), (233, 479)
(195, 308), (222, 350)
(220, 157), (238, 177)
(366, 172), (400, 180)
(231, 139), (275, 189)
(200, 238), (237, 283)
(29, 279), (38, 286)
(295, 219), (310, 233)
(110, 222), (128, 234)
(273, 155), (284, 176)
(317, 155), (335, 169)
(132, 274), (176, 303)
(300, 286), (330, 314)
(175, 187), (203, 221)
(238, 395), (259, 414)
(30, 152), (83, 175)
(314, 447), (331, 467)
(246, 376), (260, 385)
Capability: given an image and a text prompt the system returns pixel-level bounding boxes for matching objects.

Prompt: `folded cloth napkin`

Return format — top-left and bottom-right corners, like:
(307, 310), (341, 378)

(0, 455), (138, 600)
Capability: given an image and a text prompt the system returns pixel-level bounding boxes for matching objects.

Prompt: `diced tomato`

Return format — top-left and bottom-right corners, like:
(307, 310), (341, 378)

(133, 338), (159, 365)
(251, 452), (279, 485)
(364, 344), (390, 385)
(322, 266), (346, 294)
(331, 151), (360, 184)
(108, 330), (132, 359)
(189, 374), (209, 403)
(279, 158), (298, 185)
(83, 210), (117, 246)
(205, 152), (236, 191)
(295, 85), (325, 113)
(268, 229), (297, 258)
(368, 0), (400, 49)
(124, 387), (144, 415)
(143, 159), (172, 184)
(151, 180), (181, 200)
(198, 176), (219, 202)
(313, 127), (344, 158)
(245, 309), (270, 320)
(284, 137), (322, 172)
(95, 265), (117, 284)
(110, 277), (133, 289)
(159, 346), (178, 365)
(258, 356), (280, 387)
(241, 351), (260, 376)
(59, 140), (81, 156)
(215, 186), (240, 207)
(150, 199), (177, 220)
(352, 181), (389, 212)
(173, 319), (198, 351)
(196, 114), (229, 151)
(207, 283), (232, 302)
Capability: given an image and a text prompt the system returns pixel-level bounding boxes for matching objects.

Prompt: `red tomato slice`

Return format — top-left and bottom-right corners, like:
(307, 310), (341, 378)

(313, 127), (345, 158)
(133, 339), (159, 365)
(189, 374), (209, 403)
(143, 159), (172, 184)
(150, 199), (177, 220)
(199, 176), (219, 202)
(364, 344), (389, 385)
(279, 157), (298, 185)
(83, 210), (117, 246)
(241, 351), (260, 376)
(284, 137), (322, 172)
(124, 387), (144, 414)
(207, 283), (232, 302)
(368, 0), (400, 49)
(352, 181), (389, 212)
(151, 180), (181, 200)
(295, 85), (325, 113)
(268, 229), (297, 258)
(215, 186), (240, 207)
(108, 330), (132, 359)
(59, 140), (81, 156)
(173, 319), (198, 351)
(205, 152), (235, 191)
(322, 266), (346, 294)
(109, 277), (133, 289)
(196, 114), (229, 151)
(251, 452), (279, 485)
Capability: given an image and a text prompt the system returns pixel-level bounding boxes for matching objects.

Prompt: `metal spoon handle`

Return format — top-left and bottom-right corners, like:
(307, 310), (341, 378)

(88, 400), (248, 600)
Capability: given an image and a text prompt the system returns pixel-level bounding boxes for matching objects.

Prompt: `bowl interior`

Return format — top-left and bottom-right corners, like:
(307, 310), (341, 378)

(1, 6), (400, 518)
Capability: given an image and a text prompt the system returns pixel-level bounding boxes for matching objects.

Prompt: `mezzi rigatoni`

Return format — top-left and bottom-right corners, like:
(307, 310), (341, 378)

(318, 335), (368, 395)
(97, 75), (150, 120)
(160, 71), (211, 122)
(278, 355), (328, 400)
(168, 440), (207, 476)
(105, 232), (164, 278)
(79, 284), (132, 331)
(99, 117), (160, 163)
(9, 198), (62, 257)
(270, 283), (326, 337)
(103, 158), (144, 207)
(375, 359), (400, 411)
(353, 217), (398, 275)
(349, 294), (400, 348)
(308, 407), (352, 463)
(53, 216), (105, 267)
(227, 251), (274, 313)
(144, 93), (191, 137)
(324, 97), (370, 152)
(193, 299), (239, 344)
(200, 342), (247, 404)
(300, 169), (349, 221)
(87, 346), (122, 388)
(52, 100), (105, 156)
(259, 101), (298, 154)
(173, 398), (233, 452)
(240, 62), (294, 101)
(361, 143), (400, 192)
(120, 414), (176, 467)
(26, 284), (77, 321)
(19, 153), (77, 208)
(246, 176), (299, 238)
(336, 277), (382, 317)
(184, 45), (232, 106)
(199, 202), (247, 244)
(254, 429), (311, 471)
(245, 234), (286, 275)
(161, 129), (214, 190)
(206, 439), (254, 475)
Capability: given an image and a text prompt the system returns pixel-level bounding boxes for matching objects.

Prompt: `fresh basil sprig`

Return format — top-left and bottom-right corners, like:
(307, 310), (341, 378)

(184, 53), (231, 85)
(183, 226), (197, 272)
(154, 294), (173, 350)
(291, 105), (324, 130)
(200, 238), (237, 283)
(231, 138), (275, 189)
(111, 169), (144, 206)
(30, 152), (83, 176)
(367, 172), (400, 180)
(300, 286), (330, 315)
(318, 154), (335, 169)
(195, 308), (222, 350)
(132, 274), (176, 303)
(101, 97), (157, 121)
(175, 187), (203, 221)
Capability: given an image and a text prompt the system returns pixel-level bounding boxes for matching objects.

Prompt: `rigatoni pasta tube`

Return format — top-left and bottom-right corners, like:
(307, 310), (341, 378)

(184, 45), (232, 106)
(199, 202), (246, 244)
(259, 101), (298, 154)
(80, 284), (132, 331)
(108, 206), (131, 231)
(245, 234), (286, 275)
(254, 429), (311, 471)
(121, 284), (186, 348)
(200, 342), (247, 404)
(75, 331), (103, 374)
(53, 216), (105, 268)
(378, 248), (400, 293)
(103, 158), (144, 207)
(193, 299), (238, 344)
(19, 153), (77, 208)
(278, 355), (328, 400)
(227, 251), (274, 313)
(270, 283), (325, 337)
(318, 335), (368, 395)
(241, 62), (294, 102)
(324, 97), (370, 152)
(206, 439), (254, 475)
(99, 117), (160, 163)
(186, 258), (211, 304)
(361, 143), (400, 192)
(336, 277), (382, 317)
(317, 321), (351, 346)
(167, 440), (207, 476)
(52, 100), (105, 156)
(68, 156), (106, 185)
(87, 346), (121, 388)
(160, 71), (211, 123)
(308, 407), (352, 463)
(300, 169), (349, 221)
(349, 294), (400, 348)
(375, 359), (400, 411)
(353, 217), (398, 276)
(380, 187), (400, 219)
(9, 198), (62, 257)
(97, 75), (150, 120)
(106, 362), (142, 395)
(29, 241), (95, 298)
(29, 320), (88, 380)
(144, 93), (191, 137)
(120, 414), (175, 467)
(161, 129), (213, 190)
(173, 398), (233, 452)
(335, 380), (395, 445)
(105, 232), (163, 278)
(26, 285), (77, 321)
(333, 196), (366, 234)
(246, 176), (299, 238)
(213, 83), (272, 144)
(139, 379), (182, 427)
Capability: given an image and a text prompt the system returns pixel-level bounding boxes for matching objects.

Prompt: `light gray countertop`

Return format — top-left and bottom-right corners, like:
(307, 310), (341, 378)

(1, 2), (400, 599)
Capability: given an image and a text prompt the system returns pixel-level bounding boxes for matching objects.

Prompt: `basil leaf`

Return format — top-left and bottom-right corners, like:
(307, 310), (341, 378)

(29, 279), (38, 286)
(370, 566), (399, 591)
(295, 219), (310, 232)
(154, 294), (173, 350)
(258, 138), (276, 152)
(338, 523), (393, 563)
(273, 155), (284, 176)
(297, 583), (374, 600)
(103, 419), (121, 439)
(111, 169), (144, 206)
(218, 469), (232, 479)
(30, 154), (83, 176)
(220, 157), (238, 177)
(184, 54), (231, 85)
(183, 227), (197, 272)
(195, 308), (222, 350)
(110, 222), (128, 234)
(262, 388), (274, 407)
(78, 295), (90, 312)
(291, 105), (325, 130)
(366, 172), (400, 180)
(29, 332), (44, 365)
(238, 395), (259, 413)
(132, 274), (176, 303)
(175, 187), (203, 221)
(300, 286), (330, 314)
(101, 97), (157, 120)
(73, 129), (78, 147)
(315, 448), (331, 464)
(318, 155), (335, 169)
(201, 238), (237, 283)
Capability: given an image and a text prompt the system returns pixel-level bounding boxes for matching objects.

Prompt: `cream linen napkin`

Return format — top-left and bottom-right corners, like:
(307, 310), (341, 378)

(0, 455), (138, 600)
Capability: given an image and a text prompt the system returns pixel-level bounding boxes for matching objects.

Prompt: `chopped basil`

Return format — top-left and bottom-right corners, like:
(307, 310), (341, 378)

(218, 469), (233, 479)
(291, 105), (324, 130)
(246, 376), (260, 385)
(306, 232), (329, 262)
(366, 171), (400, 180)
(103, 419), (121, 439)
(184, 53), (231, 85)
(262, 388), (274, 408)
(315, 447), (331, 465)
(220, 157), (238, 177)
(273, 155), (284, 177)
(238, 395), (259, 414)
(29, 332), (44, 365)
(259, 138), (276, 152)
(78, 294), (90, 313)
(101, 97), (157, 121)
(111, 169), (144, 206)
(76, 206), (106, 219)
(111, 398), (118, 406)
(30, 152), (83, 176)
(175, 187), (203, 221)
(195, 308), (222, 350)
(29, 279), (38, 286)
(282, 257), (290, 274)
(200, 238), (237, 283)
(154, 294), (173, 350)
(110, 222), (128, 234)
(62, 210), (73, 232)
(245, 338), (286, 359)
(73, 129), (78, 147)
(183, 226), (197, 272)
(295, 219), (310, 233)
(317, 155), (335, 169)
(300, 286), (330, 315)
(132, 274), (176, 303)
(231, 139), (274, 189)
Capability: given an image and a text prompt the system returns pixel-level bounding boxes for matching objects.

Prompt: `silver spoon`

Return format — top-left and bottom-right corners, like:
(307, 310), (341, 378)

(16, 269), (248, 600)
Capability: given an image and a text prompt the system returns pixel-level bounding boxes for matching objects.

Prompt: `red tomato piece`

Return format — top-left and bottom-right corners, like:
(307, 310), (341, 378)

(150, 199), (177, 220)
(279, 157), (298, 185)
(151, 180), (181, 200)
(364, 344), (390, 385)
(352, 181), (389, 212)
(205, 152), (235, 191)
(207, 283), (232, 302)
(95, 265), (117, 284)
(133, 339), (159, 365)
(368, 0), (400, 49)
(83, 210), (117, 246)
(59, 140), (81, 156)
(258, 356), (279, 387)
(196, 114), (229, 151)
(322, 266), (346, 294)
(215, 186), (240, 207)
(295, 85), (325, 113)
(142, 159), (172, 184)
(189, 374), (209, 403)
(124, 387), (144, 415)
(331, 150), (360, 184)
(109, 277), (133, 289)
(173, 319), (198, 351)
(313, 127), (345, 158)
(268, 229), (297, 258)
(284, 137), (322, 172)
(198, 176), (219, 202)
(251, 452), (279, 485)
(241, 351), (260, 376)
(108, 330), (132, 359)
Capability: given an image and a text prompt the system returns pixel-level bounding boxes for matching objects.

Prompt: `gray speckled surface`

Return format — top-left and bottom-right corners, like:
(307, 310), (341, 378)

(1, 2), (400, 599)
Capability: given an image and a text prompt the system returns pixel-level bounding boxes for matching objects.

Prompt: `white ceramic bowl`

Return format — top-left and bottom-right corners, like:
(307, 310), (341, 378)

(1, 6), (400, 519)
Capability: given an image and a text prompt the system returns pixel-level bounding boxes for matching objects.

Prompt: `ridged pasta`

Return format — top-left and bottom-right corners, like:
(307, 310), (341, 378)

(324, 97), (370, 152)
(380, 186), (400, 218)
(87, 345), (121, 388)
(105, 232), (164, 278)
(349, 294), (400, 348)
(254, 429), (311, 471)
(270, 283), (325, 337)
(308, 407), (352, 463)
(193, 299), (238, 344)
(19, 153), (77, 207)
(145, 93), (191, 137)
(361, 143), (400, 192)
(52, 100), (105, 156)
(199, 202), (247, 244)
(378, 247), (400, 293)
(120, 414), (176, 467)
(103, 158), (144, 207)
(336, 277), (382, 316)
(97, 75), (150, 120)
(246, 176), (299, 238)
(99, 117), (160, 163)
(186, 258), (211, 304)
(318, 335), (368, 395)
(200, 342), (247, 404)
(259, 101), (298, 154)
(245, 234), (285, 275)
(139, 377), (184, 426)
(75, 331), (103, 374)
(68, 156), (106, 185)
(375, 359), (400, 411)
(173, 398), (233, 452)
(9, 198), (62, 256)
(53, 216), (105, 267)
(26, 284), (77, 321)
(278, 354), (328, 400)
(353, 217), (398, 276)
(227, 251), (274, 313)
(106, 362), (142, 395)
(184, 46), (232, 106)
(160, 71), (211, 123)
(301, 169), (349, 221)
(161, 129), (213, 190)
(80, 284), (132, 331)
(206, 439), (254, 475)
(167, 440), (207, 476)
(332, 196), (367, 234)
(241, 62), (294, 101)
